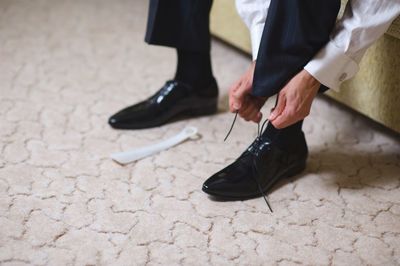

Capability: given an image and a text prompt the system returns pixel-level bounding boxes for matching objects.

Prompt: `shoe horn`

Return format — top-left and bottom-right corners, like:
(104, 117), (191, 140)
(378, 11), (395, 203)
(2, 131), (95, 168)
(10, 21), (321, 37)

(110, 126), (198, 165)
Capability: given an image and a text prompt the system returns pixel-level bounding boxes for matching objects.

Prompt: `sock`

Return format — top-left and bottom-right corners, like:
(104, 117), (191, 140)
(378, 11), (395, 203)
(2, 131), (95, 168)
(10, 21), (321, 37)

(263, 120), (304, 151)
(174, 49), (214, 90)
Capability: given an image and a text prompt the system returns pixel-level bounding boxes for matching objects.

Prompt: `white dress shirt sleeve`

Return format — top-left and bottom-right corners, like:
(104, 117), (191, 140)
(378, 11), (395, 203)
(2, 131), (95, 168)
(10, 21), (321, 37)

(304, 0), (400, 91)
(235, 0), (271, 60)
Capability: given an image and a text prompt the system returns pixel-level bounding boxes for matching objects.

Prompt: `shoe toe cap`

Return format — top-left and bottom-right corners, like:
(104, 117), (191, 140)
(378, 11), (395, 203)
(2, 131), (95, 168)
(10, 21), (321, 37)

(108, 113), (126, 128)
(108, 116), (118, 126)
(202, 161), (260, 198)
(108, 107), (144, 129)
(202, 171), (234, 196)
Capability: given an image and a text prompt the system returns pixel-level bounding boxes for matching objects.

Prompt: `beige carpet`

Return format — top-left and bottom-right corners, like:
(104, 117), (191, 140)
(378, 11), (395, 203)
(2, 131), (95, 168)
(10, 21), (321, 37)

(1, 1), (400, 265)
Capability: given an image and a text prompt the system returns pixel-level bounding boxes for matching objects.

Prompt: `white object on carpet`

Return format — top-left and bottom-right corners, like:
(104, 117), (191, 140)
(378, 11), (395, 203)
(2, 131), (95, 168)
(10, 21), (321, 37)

(111, 126), (198, 164)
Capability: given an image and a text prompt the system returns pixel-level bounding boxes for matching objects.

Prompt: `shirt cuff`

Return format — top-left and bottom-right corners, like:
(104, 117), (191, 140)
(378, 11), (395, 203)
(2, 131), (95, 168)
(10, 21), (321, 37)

(250, 23), (264, 60)
(304, 41), (359, 91)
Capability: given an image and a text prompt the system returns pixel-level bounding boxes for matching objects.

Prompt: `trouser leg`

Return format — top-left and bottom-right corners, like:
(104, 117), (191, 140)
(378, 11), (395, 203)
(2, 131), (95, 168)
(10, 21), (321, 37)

(145, 0), (215, 89)
(145, 0), (213, 52)
(252, 0), (341, 97)
(253, 0), (340, 147)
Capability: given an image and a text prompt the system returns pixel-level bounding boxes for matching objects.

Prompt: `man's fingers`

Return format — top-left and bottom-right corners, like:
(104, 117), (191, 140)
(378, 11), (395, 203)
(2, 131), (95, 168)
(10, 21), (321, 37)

(229, 80), (241, 93)
(228, 80), (243, 112)
(229, 93), (237, 113)
(269, 92), (286, 121)
(248, 109), (262, 123)
(271, 108), (301, 129)
(239, 103), (262, 123)
(270, 112), (291, 129)
(255, 112), (262, 123)
(238, 100), (252, 120)
(232, 81), (251, 109)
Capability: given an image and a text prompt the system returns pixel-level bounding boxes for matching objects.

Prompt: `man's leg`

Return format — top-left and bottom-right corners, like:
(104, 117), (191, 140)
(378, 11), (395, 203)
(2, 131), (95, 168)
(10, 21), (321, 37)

(145, 0), (215, 89)
(145, 0), (212, 52)
(254, 0), (339, 150)
(202, 0), (340, 201)
(109, 0), (218, 129)
(252, 0), (340, 98)
(258, 0), (339, 153)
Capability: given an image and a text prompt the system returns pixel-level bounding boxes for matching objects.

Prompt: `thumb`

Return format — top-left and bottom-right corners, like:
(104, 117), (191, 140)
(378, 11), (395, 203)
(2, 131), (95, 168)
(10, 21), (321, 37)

(269, 92), (286, 121)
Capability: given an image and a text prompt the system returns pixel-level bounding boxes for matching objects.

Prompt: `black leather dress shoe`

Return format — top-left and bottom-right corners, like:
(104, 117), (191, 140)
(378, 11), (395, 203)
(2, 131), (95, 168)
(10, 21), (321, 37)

(109, 79), (218, 129)
(202, 130), (308, 200)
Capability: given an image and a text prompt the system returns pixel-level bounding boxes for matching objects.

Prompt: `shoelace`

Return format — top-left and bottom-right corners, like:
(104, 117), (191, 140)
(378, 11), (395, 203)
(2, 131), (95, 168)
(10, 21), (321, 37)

(151, 81), (176, 104)
(224, 110), (273, 213)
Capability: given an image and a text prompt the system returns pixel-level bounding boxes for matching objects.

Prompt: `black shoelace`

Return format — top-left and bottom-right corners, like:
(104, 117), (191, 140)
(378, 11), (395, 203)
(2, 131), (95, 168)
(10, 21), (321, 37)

(224, 110), (273, 213)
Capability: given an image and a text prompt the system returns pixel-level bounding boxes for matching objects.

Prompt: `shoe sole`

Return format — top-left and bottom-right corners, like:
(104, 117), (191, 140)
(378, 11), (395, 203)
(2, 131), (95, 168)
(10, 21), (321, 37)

(202, 161), (306, 200)
(110, 99), (218, 130)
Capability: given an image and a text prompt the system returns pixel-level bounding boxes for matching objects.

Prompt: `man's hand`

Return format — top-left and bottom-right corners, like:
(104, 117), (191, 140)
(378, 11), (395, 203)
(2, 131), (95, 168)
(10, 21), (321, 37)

(269, 70), (321, 129)
(229, 62), (267, 123)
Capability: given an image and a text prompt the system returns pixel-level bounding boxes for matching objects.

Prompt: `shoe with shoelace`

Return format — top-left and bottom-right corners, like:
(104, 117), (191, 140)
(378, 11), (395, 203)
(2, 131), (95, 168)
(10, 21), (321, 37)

(108, 79), (218, 129)
(202, 116), (308, 212)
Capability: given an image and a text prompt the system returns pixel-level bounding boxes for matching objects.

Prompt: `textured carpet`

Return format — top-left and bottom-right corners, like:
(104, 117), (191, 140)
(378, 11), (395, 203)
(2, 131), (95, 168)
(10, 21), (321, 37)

(1, 1), (400, 265)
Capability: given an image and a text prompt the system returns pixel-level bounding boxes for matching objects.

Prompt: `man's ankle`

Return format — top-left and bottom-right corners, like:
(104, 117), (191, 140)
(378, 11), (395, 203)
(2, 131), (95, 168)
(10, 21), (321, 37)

(262, 121), (306, 152)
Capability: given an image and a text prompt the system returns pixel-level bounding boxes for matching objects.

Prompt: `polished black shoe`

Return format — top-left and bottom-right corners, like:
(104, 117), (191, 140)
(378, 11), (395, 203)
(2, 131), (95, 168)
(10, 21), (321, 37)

(108, 79), (218, 129)
(202, 129), (308, 200)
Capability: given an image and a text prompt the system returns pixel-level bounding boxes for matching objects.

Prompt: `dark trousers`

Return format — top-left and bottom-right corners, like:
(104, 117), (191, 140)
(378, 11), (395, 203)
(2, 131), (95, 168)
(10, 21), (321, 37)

(145, 0), (340, 97)
(145, 0), (213, 53)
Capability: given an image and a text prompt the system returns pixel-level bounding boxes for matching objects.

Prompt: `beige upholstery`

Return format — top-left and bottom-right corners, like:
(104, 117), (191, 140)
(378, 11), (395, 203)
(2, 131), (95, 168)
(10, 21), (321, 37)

(210, 0), (400, 133)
